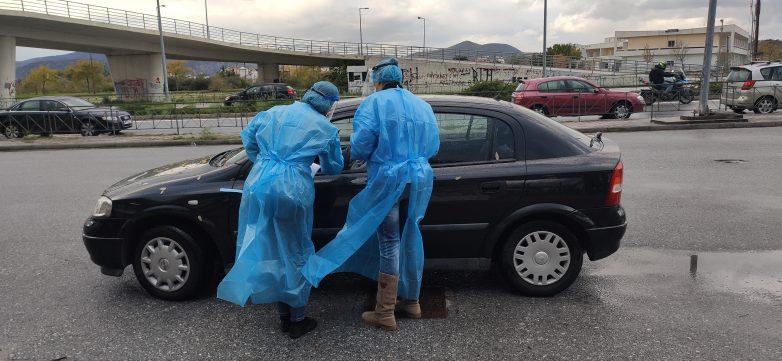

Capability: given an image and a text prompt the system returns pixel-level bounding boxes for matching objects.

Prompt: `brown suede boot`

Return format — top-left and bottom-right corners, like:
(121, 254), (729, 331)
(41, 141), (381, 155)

(397, 299), (422, 319)
(362, 273), (399, 331)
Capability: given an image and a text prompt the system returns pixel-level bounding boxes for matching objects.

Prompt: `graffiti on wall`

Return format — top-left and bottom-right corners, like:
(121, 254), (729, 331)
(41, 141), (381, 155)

(3, 81), (15, 98)
(114, 79), (147, 100)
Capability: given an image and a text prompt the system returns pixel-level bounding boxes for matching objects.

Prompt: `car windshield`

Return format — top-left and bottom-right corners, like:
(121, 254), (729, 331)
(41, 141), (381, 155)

(60, 98), (96, 109)
(727, 68), (752, 82)
(209, 147), (246, 167)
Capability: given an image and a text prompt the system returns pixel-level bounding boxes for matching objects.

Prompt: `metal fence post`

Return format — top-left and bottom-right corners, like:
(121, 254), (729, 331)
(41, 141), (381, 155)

(87, 4), (91, 20)
(44, 0), (48, 15)
(106, 7), (110, 23)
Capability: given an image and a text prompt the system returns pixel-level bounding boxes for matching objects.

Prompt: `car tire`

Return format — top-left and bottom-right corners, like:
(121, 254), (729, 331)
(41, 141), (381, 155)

(132, 225), (211, 301)
(753, 96), (777, 114)
(530, 104), (548, 116)
(3, 122), (24, 139)
(500, 221), (583, 297)
(610, 101), (632, 119)
(732, 108), (745, 114)
(80, 121), (97, 137)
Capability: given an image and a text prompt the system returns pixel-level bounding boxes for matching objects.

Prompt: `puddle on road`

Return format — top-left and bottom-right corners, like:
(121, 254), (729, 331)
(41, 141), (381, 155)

(588, 248), (782, 302)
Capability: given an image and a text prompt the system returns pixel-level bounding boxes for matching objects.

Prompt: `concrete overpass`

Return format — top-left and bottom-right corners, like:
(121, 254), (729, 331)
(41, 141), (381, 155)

(1, 0), (389, 102)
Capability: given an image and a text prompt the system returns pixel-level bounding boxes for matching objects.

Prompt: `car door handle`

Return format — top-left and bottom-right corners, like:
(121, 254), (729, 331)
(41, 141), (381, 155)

(480, 181), (504, 194)
(573, 96), (579, 99)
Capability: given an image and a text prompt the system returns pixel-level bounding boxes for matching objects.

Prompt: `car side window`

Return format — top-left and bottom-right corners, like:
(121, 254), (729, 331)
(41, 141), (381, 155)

(42, 100), (67, 111)
(18, 101), (41, 111)
(772, 67), (782, 81)
(431, 113), (516, 165)
(760, 68), (772, 80)
(331, 116), (353, 143)
(540, 80), (567, 93)
(570, 80), (595, 93)
(246, 86), (260, 94)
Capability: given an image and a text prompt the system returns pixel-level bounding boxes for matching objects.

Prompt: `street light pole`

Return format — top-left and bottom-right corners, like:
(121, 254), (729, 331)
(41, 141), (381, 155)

(417, 16), (426, 57)
(698, 0), (718, 116)
(542, 0), (548, 78)
(359, 7), (369, 56)
(204, 0), (210, 39)
(719, 19), (724, 72)
(156, 0), (169, 98)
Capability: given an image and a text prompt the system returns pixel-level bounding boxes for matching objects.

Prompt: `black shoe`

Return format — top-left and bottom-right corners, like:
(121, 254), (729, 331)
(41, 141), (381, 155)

(289, 317), (317, 339)
(280, 317), (291, 333)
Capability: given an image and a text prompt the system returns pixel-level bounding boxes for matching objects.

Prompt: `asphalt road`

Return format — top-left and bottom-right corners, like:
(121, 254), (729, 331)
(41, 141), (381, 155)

(1, 128), (781, 360)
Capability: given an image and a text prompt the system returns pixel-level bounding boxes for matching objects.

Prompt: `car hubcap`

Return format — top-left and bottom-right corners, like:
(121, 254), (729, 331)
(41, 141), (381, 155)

(81, 123), (95, 136)
(140, 237), (190, 292)
(5, 125), (19, 138)
(512, 231), (571, 286)
(533, 106), (545, 115)
(759, 99), (774, 113)
(615, 105), (630, 118)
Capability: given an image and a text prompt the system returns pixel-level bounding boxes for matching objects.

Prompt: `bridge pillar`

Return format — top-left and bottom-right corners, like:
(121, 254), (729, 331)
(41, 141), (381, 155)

(0, 36), (16, 108)
(107, 53), (167, 101)
(258, 63), (280, 83)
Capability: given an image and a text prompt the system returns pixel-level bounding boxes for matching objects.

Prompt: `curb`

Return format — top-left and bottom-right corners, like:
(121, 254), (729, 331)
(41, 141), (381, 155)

(0, 138), (242, 152)
(2, 120), (781, 151)
(568, 120), (782, 133)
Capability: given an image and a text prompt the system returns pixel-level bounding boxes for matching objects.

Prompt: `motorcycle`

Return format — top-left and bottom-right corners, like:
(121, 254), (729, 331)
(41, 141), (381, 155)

(639, 69), (694, 105)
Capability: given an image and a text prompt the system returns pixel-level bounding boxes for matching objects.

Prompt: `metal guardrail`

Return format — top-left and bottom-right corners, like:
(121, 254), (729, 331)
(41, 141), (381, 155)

(0, 0), (716, 77)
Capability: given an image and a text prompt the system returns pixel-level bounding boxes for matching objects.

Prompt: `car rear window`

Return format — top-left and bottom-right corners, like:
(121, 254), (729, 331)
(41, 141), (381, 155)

(727, 68), (752, 82)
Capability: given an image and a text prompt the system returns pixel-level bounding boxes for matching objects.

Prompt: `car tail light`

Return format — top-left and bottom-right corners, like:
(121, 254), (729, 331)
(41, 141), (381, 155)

(605, 160), (623, 206)
(287, 88), (294, 96)
(512, 92), (524, 103)
(741, 81), (756, 90)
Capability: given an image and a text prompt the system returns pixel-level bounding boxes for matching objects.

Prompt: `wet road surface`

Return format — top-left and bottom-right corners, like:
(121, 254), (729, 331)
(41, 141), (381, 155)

(1, 128), (781, 360)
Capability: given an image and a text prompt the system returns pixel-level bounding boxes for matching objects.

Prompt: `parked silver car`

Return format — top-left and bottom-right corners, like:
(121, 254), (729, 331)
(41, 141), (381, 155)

(723, 61), (782, 114)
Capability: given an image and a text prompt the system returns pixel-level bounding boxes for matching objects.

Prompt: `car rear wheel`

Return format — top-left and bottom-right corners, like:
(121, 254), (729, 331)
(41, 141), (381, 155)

(132, 226), (210, 301)
(753, 97), (777, 114)
(3, 123), (24, 139)
(530, 104), (548, 116)
(610, 101), (632, 119)
(500, 221), (583, 296)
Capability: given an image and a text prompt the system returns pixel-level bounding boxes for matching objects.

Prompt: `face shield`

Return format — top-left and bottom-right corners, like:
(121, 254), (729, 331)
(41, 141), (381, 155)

(325, 103), (337, 121)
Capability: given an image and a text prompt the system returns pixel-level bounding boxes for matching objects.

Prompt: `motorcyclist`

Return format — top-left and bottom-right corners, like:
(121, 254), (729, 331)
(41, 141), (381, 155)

(649, 62), (676, 95)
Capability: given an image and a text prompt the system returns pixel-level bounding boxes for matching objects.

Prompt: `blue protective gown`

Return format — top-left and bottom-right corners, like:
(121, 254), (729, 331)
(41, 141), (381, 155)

(301, 88), (440, 300)
(217, 101), (344, 308)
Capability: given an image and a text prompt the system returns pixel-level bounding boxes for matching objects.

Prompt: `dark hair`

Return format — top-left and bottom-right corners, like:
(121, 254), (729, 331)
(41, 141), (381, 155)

(382, 82), (402, 90)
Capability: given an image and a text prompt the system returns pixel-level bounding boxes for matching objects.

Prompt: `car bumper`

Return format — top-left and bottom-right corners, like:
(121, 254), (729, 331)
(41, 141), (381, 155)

(83, 217), (128, 276)
(585, 223), (626, 260)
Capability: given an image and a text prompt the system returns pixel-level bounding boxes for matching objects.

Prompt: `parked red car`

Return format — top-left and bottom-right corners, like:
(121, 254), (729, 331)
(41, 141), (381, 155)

(511, 76), (645, 119)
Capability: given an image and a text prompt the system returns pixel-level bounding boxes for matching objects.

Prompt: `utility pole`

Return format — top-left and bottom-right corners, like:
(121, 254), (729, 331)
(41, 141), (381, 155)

(204, 0), (210, 39)
(542, 0), (547, 78)
(417, 16), (426, 56)
(698, 0), (718, 116)
(752, 0), (761, 60)
(156, 0), (170, 98)
(359, 7), (369, 56)
(719, 19), (724, 72)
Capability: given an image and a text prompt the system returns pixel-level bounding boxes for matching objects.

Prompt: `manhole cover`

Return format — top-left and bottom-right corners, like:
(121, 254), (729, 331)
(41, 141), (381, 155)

(714, 159), (748, 164)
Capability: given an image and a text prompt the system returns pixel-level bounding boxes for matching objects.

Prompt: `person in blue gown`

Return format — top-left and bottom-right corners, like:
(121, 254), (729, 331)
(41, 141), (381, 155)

(217, 81), (344, 339)
(302, 58), (440, 331)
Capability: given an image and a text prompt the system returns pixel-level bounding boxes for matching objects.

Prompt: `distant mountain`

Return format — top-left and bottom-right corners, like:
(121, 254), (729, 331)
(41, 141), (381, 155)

(412, 41), (523, 60)
(15, 52), (252, 80)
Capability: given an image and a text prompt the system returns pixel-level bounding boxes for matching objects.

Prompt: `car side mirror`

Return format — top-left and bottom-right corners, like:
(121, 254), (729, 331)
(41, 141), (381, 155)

(594, 88), (600, 93)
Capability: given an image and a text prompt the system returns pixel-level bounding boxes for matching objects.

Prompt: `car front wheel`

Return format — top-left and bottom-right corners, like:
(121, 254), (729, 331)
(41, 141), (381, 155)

(610, 101), (632, 119)
(530, 104), (548, 116)
(3, 123), (24, 139)
(132, 226), (210, 301)
(500, 221), (583, 296)
(80, 121), (98, 136)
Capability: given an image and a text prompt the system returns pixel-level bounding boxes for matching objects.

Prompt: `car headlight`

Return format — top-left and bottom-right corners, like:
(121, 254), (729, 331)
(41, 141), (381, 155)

(103, 116), (118, 121)
(93, 196), (113, 218)
(225, 96), (231, 101)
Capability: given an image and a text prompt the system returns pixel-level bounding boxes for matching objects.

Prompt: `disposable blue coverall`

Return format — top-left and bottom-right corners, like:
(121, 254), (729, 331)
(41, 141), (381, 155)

(301, 87), (440, 300)
(217, 101), (344, 308)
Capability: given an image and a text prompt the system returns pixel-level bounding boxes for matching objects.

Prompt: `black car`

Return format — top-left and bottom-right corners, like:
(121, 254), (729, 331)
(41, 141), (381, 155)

(0, 96), (133, 138)
(83, 95), (626, 301)
(223, 83), (297, 105)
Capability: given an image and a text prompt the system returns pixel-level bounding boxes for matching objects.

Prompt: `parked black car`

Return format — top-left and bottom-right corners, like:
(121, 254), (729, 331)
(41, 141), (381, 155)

(0, 96), (133, 138)
(83, 95), (626, 301)
(223, 83), (297, 105)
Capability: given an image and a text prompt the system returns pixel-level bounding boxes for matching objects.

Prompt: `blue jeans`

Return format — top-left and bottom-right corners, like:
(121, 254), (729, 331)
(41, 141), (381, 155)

(277, 302), (305, 322)
(378, 200), (402, 276)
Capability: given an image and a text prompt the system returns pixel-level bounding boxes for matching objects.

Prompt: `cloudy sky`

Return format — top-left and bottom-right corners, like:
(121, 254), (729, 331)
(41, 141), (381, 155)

(15, 0), (782, 61)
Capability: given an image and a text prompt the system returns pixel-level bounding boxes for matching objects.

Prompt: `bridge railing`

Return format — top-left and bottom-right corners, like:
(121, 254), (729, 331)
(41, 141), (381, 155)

(1, 0), (728, 76)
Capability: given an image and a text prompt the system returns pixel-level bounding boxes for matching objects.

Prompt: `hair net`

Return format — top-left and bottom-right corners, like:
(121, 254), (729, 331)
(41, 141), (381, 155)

(371, 57), (404, 84)
(302, 81), (340, 114)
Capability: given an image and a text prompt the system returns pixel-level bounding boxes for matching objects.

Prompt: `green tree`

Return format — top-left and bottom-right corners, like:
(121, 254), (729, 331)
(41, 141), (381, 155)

(285, 66), (325, 89)
(758, 39), (782, 60)
(324, 65), (348, 93)
(24, 66), (59, 94)
(167, 61), (193, 91)
(546, 43), (582, 58)
(64, 60), (104, 94)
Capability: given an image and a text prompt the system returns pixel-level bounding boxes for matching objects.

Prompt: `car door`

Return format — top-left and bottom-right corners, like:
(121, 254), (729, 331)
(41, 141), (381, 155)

(42, 100), (76, 134)
(570, 80), (604, 115)
(423, 108), (526, 258)
(245, 86), (261, 101)
(545, 80), (574, 116)
(13, 100), (46, 135)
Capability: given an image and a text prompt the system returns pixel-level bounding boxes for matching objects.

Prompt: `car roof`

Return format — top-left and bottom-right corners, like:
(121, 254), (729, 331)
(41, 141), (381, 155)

(523, 76), (592, 83)
(335, 94), (515, 112)
(19, 96), (85, 102)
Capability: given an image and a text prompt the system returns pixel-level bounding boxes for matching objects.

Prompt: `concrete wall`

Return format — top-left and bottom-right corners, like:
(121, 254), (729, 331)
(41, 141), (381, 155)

(0, 35), (15, 108)
(106, 53), (166, 100)
(350, 56), (634, 95)
(257, 63), (280, 83)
